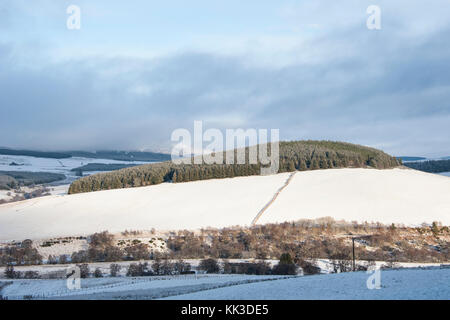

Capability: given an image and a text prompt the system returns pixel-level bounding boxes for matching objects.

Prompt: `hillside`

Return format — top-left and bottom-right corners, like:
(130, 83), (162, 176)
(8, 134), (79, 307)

(404, 159), (450, 173)
(68, 140), (401, 194)
(0, 171), (66, 190)
(0, 168), (449, 241)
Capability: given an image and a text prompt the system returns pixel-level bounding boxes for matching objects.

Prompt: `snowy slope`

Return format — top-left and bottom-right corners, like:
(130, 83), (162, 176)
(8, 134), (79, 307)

(0, 173), (291, 240)
(258, 168), (450, 226)
(0, 168), (449, 241)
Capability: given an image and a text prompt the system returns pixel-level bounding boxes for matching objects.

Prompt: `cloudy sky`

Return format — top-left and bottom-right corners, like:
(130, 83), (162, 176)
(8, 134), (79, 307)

(1, 0), (449, 157)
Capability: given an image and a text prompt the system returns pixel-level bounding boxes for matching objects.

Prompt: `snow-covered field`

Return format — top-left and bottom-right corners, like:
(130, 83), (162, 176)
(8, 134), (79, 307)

(164, 268), (450, 300)
(257, 168), (450, 226)
(0, 168), (449, 241)
(0, 274), (292, 300)
(1, 268), (448, 300)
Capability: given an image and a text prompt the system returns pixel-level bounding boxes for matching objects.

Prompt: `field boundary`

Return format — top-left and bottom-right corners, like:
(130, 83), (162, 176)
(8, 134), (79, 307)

(251, 171), (297, 226)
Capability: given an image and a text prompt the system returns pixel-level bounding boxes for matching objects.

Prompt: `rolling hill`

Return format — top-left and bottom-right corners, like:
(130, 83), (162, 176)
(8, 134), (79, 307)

(68, 140), (401, 194)
(0, 168), (448, 241)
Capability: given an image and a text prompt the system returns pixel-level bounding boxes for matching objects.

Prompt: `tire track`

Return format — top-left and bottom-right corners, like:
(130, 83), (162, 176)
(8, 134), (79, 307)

(251, 171), (297, 226)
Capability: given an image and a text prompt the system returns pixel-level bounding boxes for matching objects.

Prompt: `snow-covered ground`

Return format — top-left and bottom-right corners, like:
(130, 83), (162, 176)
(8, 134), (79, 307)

(0, 274), (292, 300)
(1, 268), (448, 300)
(165, 268), (450, 300)
(0, 168), (449, 241)
(257, 168), (450, 226)
(0, 172), (291, 240)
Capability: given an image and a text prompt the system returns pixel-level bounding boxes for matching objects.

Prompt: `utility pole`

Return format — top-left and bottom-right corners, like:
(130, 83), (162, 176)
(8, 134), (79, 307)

(351, 235), (371, 271)
(352, 237), (356, 271)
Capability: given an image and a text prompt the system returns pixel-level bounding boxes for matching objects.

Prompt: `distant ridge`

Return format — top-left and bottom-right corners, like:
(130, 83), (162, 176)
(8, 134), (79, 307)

(404, 159), (450, 173)
(0, 148), (71, 159)
(398, 156), (427, 162)
(67, 150), (171, 162)
(0, 148), (171, 162)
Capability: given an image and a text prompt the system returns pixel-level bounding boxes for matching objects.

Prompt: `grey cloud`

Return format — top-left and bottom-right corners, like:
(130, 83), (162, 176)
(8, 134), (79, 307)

(1, 25), (450, 157)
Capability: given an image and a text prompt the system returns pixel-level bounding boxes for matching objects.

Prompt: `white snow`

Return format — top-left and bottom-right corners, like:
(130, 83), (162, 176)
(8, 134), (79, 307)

(0, 168), (449, 241)
(258, 168), (450, 226)
(0, 274), (290, 300)
(0, 173), (291, 241)
(2, 268), (448, 300)
(164, 268), (450, 300)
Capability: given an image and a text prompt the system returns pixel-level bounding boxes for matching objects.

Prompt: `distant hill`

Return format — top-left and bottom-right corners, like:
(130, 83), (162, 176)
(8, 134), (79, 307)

(71, 163), (139, 172)
(0, 148), (171, 162)
(404, 159), (450, 173)
(69, 140), (401, 194)
(67, 151), (171, 162)
(0, 148), (71, 159)
(0, 171), (66, 190)
(398, 156), (427, 162)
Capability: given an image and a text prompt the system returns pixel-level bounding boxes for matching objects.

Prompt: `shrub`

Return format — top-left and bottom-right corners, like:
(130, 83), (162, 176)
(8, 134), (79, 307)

(110, 263), (121, 277)
(174, 259), (192, 274)
(71, 250), (88, 263)
(47, 255), (58, 265)
(272, 263), (298, 275)
(58, 255), (68, 264)
(151, 258), (162, 275)
(24, 271), (40, 279)
(89, 231), (114, 248)
(272, 253), (299, 275)
(125, 244), (150, 260)
(94, 268), (103, 278)
(4, 265), (17, 279)
(199, 258), (220, 274)
(126, 262), (152, 277)
(160, 259), (175, 275)
(77, 264), (90, 278)
(298, 259), (321, 275)
(223, 261), (272, 275)
(279, 253), (293, 264)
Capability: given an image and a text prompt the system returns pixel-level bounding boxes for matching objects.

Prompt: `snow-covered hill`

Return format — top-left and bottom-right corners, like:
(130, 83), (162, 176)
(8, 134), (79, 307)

(0, 168), (449, 241)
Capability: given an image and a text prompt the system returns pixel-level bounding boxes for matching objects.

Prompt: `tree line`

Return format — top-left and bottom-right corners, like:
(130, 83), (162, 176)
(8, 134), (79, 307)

(404, 159), (450, 173)
(69, 140), (401, 194)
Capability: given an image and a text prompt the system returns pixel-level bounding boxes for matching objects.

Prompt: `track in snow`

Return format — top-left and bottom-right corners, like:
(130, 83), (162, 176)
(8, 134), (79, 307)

(251, 171), (297, 226)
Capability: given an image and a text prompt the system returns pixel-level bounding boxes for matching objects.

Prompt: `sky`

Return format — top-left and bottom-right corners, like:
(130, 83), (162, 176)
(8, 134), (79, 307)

(0, 0), (449, 157)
